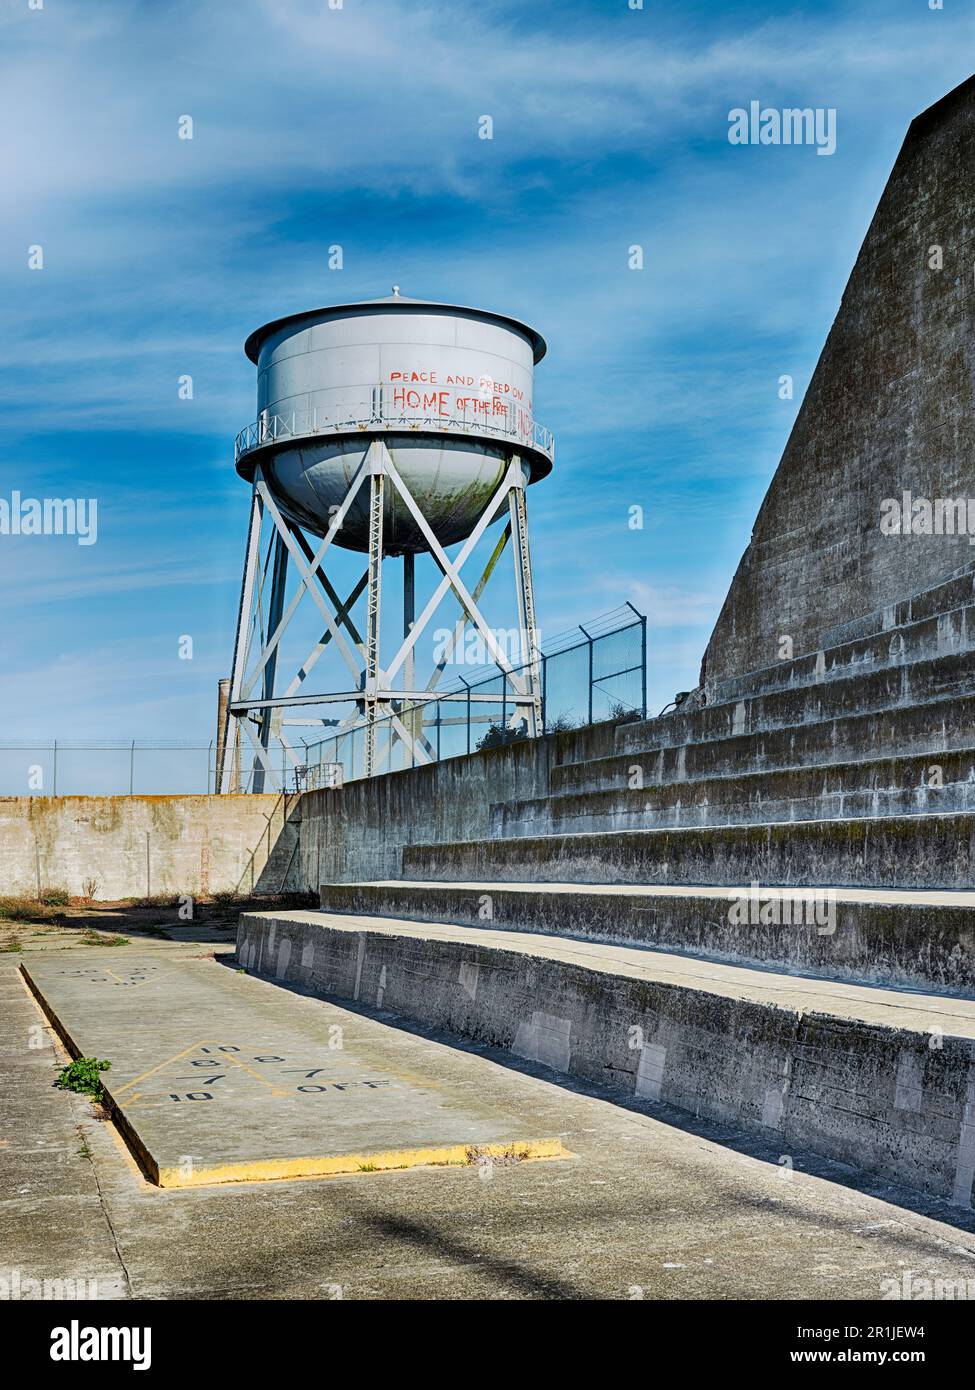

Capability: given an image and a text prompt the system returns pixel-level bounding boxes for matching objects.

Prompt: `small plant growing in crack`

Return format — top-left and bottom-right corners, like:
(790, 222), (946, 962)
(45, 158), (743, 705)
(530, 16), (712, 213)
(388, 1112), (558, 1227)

(56, 1057), (111, 1103)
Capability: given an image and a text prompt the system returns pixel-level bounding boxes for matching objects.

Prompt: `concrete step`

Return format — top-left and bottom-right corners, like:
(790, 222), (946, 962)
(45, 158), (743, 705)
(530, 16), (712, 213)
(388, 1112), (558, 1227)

(494, 747), (975, 837)
(318, 879), (975, 996)
(702, 590), (975, 712)
(615, 649), (975, 761)
(237, 907), (975, 1207)
(703, 599), (975, 711)
(552, 692), (975, 796)
(400, 812), (975, 889)
(821, 561), (975, 650)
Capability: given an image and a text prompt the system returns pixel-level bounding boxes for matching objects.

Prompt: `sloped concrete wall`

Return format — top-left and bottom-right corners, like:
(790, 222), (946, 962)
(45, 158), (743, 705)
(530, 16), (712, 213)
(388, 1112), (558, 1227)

(0, 794), (299, 900)
(701, 77), (975, 691)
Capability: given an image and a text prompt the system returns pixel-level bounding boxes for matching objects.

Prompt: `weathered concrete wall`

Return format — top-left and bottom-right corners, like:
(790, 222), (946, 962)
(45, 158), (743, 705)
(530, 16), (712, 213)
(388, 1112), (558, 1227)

(299, 720), (619, 885)
(401, 813), (975, 890)
(318, 881), (975, 997)
(0, 794), (301, 900)
(0, 722), (619, 900)
(701, 77), (975, 691)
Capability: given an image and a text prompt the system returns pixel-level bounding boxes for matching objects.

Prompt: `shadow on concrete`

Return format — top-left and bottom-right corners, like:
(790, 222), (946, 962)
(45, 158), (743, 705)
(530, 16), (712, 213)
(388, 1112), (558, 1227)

(28, 895), (315, 947)
(235, 793), (304, 896)
(351, 1213), (590, 1299)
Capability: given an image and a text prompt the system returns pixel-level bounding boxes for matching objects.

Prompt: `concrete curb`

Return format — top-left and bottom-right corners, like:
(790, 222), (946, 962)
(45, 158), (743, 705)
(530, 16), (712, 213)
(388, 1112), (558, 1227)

(238, 909), (975, 1207)
(318, 879), (975, 996)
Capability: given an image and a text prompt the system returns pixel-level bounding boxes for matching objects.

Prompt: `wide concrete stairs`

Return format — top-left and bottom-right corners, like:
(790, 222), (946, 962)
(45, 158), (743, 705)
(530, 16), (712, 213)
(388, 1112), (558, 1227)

(240, 565), (975, 1207)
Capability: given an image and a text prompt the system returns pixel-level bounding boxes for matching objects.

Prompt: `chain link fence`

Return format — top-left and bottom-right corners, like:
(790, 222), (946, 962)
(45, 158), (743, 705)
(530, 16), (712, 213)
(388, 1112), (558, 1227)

(2, 606), (646, 796)
(0, 739), (291, 798)
(301, 604), (647, 785)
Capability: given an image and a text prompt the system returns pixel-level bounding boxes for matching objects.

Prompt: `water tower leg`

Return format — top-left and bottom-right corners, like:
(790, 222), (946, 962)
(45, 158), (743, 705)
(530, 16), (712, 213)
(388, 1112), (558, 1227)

(509, 464), (542, 736)
(403, 552), (415, 690)
(253, 531), (288, 793)
(402, 551), (417, 758)
(222, 483), (263, 793)
(363, 456), (385, 777)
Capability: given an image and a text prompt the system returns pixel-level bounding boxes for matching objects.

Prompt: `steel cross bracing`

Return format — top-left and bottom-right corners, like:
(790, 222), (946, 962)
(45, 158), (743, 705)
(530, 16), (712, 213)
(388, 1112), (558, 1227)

(220, 444), (541, 792)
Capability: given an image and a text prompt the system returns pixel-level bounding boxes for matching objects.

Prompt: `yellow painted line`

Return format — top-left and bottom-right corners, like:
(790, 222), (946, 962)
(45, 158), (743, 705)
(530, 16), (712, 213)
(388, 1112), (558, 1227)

(16, 968), (71, 1061)
(114, 1041), (289, 1098)
(216, 1051), (292, 1097)
(19, 963), (84, 1062)
(113, 1040), (212, 1095)
(100, 966), (144, 986)
(155, 1137), (570, 1188)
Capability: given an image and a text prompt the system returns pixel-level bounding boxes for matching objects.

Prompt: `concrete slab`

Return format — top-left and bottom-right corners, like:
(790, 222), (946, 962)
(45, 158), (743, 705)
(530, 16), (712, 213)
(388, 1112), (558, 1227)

(20, 951), (565, 1188)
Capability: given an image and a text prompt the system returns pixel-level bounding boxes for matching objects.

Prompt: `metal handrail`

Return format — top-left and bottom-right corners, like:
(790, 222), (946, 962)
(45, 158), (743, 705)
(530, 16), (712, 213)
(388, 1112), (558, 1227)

(234, 384), (555, 465)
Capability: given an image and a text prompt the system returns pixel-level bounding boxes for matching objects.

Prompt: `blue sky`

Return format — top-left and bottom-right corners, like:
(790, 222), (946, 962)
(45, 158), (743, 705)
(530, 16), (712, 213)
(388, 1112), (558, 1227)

(1, 0), (973, 766)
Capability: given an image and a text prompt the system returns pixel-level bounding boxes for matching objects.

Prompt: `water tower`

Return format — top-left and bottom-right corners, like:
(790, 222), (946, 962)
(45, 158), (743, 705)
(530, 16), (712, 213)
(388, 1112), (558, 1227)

(218, 289), (554, 792)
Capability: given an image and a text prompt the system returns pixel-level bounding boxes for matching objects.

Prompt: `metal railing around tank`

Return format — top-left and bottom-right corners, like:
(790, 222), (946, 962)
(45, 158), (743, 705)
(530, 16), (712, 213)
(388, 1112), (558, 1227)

(234, 384), (555, 465)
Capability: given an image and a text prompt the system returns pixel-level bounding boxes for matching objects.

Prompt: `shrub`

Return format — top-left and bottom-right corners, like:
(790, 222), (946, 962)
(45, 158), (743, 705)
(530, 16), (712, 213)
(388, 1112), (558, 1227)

(56, 1057), (112, 1102)
(0, 896), (57, 922)
(475, 720), (529, 751)
(38, 887), (70, 907)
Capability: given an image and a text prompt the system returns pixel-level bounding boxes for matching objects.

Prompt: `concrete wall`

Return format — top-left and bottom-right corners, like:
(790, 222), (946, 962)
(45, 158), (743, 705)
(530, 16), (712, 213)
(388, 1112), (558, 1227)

(700, 76), (975, 691)
(299, 720), (619, 886)
(0, 722), (619, 900)
(0, 794), (301, 900)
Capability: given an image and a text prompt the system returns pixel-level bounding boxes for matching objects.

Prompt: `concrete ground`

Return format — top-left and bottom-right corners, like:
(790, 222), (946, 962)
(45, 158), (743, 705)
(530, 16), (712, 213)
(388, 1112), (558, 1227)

(3, 916), (975, 1301)
(21, 946), (568, 1185)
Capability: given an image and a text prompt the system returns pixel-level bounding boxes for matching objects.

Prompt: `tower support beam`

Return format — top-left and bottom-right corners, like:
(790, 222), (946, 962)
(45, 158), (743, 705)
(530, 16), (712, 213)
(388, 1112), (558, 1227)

(223, 444), (544, 790)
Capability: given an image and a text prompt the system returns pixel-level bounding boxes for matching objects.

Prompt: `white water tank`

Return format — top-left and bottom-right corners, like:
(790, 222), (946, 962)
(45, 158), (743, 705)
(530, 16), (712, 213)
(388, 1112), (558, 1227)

(235, 291), (554, 553)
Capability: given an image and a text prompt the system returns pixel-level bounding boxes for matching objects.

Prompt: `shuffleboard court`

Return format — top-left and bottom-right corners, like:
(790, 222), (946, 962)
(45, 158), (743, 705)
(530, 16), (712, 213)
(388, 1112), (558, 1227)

(20, 950), (566, 1187)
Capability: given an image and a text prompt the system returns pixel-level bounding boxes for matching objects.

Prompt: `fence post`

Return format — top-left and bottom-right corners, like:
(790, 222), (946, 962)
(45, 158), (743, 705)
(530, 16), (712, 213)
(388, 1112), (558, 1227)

(624, 600), (647, 720)
(541, 651), (547, 732)
(52, 740), (57, 797)
(129, 741), (135, 796)
(579, 624), (594, 726)
(463, 678), (471, 755)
